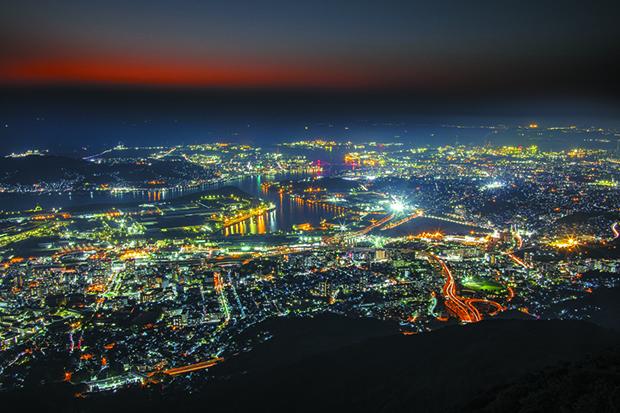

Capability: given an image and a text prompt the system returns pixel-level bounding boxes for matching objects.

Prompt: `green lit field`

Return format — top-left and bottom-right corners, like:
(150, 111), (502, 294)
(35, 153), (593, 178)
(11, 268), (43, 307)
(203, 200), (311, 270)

(461, 277), (504, 293)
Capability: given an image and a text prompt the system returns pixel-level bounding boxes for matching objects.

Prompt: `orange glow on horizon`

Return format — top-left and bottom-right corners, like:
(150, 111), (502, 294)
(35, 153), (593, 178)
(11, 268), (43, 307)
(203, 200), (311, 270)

(0, 55), (405, 89)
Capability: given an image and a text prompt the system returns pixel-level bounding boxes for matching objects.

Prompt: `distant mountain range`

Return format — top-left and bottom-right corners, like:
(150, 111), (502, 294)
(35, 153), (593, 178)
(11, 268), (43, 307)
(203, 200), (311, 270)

(0, 155), (206, 187)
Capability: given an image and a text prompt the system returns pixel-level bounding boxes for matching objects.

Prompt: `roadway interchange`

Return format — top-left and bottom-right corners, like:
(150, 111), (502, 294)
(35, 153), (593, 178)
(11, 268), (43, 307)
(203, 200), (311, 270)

(326, 209), (509, 324)
(428, 253), (505, 323)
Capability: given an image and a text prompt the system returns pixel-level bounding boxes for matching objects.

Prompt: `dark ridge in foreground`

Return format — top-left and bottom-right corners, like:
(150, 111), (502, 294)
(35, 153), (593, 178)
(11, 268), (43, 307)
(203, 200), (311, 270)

(202, 319), (618, 413)
(2, 318), (618, 413)
(462, 347), (620, 412)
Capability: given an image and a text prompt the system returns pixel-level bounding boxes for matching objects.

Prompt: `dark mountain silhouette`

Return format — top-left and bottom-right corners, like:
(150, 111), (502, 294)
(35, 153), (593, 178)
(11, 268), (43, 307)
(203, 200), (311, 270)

(3, 317), (619, 413)
(0, 155), (89, 184)
(0, 155), (205, 185)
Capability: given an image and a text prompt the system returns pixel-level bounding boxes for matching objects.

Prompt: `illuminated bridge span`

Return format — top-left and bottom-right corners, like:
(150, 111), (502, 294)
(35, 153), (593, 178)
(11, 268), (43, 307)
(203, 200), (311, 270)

(422, 214), (494, 230)
(381, 211), (423, 230)
(164, 357), (224, 376)
(354, 214), (394, 236)
(323, 214), (394, 244)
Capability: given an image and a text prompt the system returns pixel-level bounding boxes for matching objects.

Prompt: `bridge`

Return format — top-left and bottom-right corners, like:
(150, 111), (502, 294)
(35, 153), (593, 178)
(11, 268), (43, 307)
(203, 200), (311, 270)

(323, 213), (394, 244)
(422, 214), (495, 230)
(381, 210), (423, 230)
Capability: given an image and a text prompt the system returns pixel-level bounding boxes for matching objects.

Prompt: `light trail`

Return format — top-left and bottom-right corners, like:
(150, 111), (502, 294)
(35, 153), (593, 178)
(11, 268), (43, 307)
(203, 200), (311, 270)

(430, 254), (506, 322)
(69, 332), (75, 353)
(429, 254), (481, 323)
(214, 272), (231, 327)
(226, 270), (245, 319)
(151, 146), (177, 160)
(506, 285), (515, 302)
(501, 230), (530, 269)
(163, 357), (224, 376)
(83, 148), (113, 161)
(612, 222), (620, 239)
(464, 298), (506, 316)
(506, 253), (530, 269)
(513, 231), (523, 249)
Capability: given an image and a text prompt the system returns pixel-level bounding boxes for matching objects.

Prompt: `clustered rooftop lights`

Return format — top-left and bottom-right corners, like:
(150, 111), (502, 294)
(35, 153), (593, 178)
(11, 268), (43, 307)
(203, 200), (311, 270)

(548, 237), (581, 250)
(482, 181), (504, 190)
(390, 200), (405, 213)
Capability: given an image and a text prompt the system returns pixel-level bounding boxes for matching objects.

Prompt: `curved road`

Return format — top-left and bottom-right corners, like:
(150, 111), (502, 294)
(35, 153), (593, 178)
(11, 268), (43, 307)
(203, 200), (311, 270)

(429, 254), (481, 323)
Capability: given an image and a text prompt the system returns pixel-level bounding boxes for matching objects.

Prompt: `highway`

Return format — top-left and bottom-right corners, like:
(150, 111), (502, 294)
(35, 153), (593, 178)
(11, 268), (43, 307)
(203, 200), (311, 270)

(163, 357), (224, 376)
(429, 254), (481, 323)
(429, 254), (506, 322)
(506, 285), (515, 302)
(513, 231), (523, 249)
(506, 253), (530, 269)
(214, 272), (231, 327)
(464, 298), (505, 316)
(503, 231), (530, 269)
(151, 146), (177, 160)
(82, 147), (113, 161)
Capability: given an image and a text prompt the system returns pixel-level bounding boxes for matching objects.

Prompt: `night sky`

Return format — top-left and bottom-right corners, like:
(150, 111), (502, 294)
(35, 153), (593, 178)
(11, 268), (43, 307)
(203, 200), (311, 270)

(1, 0), (619, 94)
(1, 1), (619, 152)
